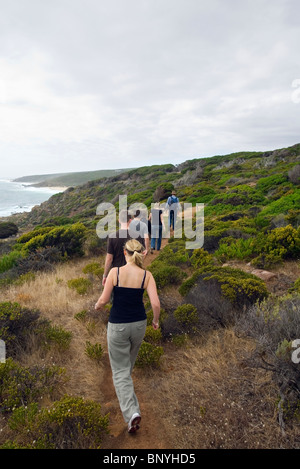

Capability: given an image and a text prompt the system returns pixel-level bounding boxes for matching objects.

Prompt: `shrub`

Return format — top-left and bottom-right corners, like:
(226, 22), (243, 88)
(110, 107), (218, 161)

(135, 341), (164, 368)
(178, 266), (268, 330)
(74, 310), (88, 322)
(17, 223), (87, 258)
(174, 304), (198, 326)
(0, 301), (42, 358)
(0, 358), (65, 413)
(41, 324), (72, 351)
(0, 222), (18, 239)
(67, 278), (92, 295)
(0, 250), (23, 274)
(252, 225), (300, 268)
(85, 341), (103, 362)
(148, 261), (187, 289)
(14, 246), (63, 276)
(144, 326), (162, 344)
(236, 293), (300, 425)
(82, 262), (104, 280)
(288, 164), (300, 184)
(4, 395), (109, 449)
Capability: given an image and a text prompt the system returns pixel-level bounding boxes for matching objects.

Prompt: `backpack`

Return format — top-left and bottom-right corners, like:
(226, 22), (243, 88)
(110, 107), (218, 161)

(168, 195), (178, 206)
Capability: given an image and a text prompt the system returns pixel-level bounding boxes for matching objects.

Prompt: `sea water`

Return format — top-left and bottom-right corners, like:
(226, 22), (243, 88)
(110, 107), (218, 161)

(0, 179), (64, 218)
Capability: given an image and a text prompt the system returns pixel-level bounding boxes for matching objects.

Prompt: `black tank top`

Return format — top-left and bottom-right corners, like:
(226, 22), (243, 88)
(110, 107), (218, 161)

(108, 268), (147, 323)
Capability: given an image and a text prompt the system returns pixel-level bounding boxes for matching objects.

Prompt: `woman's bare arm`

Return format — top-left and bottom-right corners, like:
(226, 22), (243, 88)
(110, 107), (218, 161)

(146, 272), (160, 329)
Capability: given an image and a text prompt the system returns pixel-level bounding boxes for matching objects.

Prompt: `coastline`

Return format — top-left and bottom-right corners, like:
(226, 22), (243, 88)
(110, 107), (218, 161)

(0, 181), (69, 220)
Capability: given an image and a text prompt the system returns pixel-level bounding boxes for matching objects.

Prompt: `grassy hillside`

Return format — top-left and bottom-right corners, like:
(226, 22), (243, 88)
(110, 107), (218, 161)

(13, 167), (133, 188)
(0, 142), (300, 449)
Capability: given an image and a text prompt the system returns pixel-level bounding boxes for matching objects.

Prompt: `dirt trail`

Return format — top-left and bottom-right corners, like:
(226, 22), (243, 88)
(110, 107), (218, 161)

(100, 237), (172, 450)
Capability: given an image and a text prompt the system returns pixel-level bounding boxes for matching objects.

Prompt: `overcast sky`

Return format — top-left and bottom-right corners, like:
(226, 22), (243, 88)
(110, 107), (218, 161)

(0, 0), (299, 178)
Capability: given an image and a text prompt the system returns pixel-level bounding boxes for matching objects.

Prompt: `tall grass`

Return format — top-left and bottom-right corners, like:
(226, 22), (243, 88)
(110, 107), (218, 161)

(0, 251), (23, 274)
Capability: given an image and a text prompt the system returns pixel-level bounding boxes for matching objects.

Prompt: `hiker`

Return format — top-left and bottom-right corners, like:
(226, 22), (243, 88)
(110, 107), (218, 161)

(129, 209), (149, 255)
(149, 202), (165, 253)
(95, 239), (160, 433)
(166, 190), (180, 231)
(102, 210), (132, 286)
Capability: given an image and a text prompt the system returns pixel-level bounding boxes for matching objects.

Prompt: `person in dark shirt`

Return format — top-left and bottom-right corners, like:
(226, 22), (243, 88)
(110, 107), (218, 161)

(149, 202), (165, 252)
(102, 210), (131, 286)
(95, 239), (160, 433)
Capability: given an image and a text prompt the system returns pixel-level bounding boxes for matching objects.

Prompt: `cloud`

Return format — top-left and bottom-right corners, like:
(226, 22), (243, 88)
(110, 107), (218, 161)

(0, 0), (299, 177)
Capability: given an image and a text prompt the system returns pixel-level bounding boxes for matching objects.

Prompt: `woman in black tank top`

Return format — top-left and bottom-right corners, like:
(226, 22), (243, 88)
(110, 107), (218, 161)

(95, 239), (160, 433)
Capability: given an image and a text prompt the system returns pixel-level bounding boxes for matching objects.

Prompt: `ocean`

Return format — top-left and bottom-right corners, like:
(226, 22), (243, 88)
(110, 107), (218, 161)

(0, 179), (64, 218)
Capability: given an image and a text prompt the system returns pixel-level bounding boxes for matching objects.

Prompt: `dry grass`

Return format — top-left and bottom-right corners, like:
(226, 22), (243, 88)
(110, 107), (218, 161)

(0, 256), (108, 403)
(139, 329), (300, 449)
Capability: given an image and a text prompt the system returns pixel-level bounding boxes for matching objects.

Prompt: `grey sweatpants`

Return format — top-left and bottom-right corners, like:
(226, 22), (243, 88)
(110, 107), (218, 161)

(107, 319), (147, 424)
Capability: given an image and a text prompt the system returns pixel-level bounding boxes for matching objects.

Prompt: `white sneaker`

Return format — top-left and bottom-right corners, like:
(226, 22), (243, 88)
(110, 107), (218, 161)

(128, 413), (141, 433)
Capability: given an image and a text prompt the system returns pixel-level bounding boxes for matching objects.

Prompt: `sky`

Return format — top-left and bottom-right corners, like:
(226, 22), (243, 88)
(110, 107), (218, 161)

(0, 0), (299, 178)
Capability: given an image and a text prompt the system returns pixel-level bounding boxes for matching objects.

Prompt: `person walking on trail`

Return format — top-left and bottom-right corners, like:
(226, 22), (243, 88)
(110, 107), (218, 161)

(95, 239), (160, 434)
(129, 209), (149, 255)
(102, 210), (132, 286)
(149, 202), (165, 253)
(166, 190), (180, 231)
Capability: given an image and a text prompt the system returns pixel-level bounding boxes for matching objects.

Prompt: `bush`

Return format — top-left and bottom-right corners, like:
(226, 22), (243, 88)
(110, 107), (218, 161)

(135, 341), (164, 368)
(16, 223), (87, 258)
(0, 301), (71, 358)
(0, 358), (65, 413)
(41, 324), (72, 351)
(82, 262), (104, 280)
(144, 326), (162, 344)
(0, 222), (18, 239)
(14, 246), (63, 276)
(0, 251), (23, 274)
(4, 395), (109, 449)
(178, 266), (268, 330)
(85, 341), (103, 362)
(174, 304), (198, 326)
(252, 225), (300, 268)
(148, 261), (187, 289)
(0, 302), (42, 358)
(236, 294), (300, 425)
(67, 278), (92, 295)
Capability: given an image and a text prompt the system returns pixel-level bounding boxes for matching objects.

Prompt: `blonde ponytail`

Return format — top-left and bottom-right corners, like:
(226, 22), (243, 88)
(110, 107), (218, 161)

(125, 239), (144, 268)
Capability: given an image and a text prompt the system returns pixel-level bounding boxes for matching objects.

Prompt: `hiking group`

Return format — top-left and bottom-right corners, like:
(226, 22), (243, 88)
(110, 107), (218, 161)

(95, 191), (180, 434)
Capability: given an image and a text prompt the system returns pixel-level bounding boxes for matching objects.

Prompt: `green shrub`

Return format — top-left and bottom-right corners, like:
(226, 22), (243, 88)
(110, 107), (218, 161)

(135, 341), (164, 368)
(41, 324), (72, 351)
(0, 358), (65, 413)
(144, 325), (162, 344)
(174, 304), (198, 325)
(67, 277), (92, 295)
(171, 333), (189, 347)
(148, 261), (187, 289)
(85, 341), (103, 362)
(252, 225), (300, 268)
(82, 262), (104, 279)
(0, 250), (23, 274)
(190, 248), (215, 269)
(17, 223), (87, 258)
(4, 395), (109, 449)
(74, 310), (88, 322)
